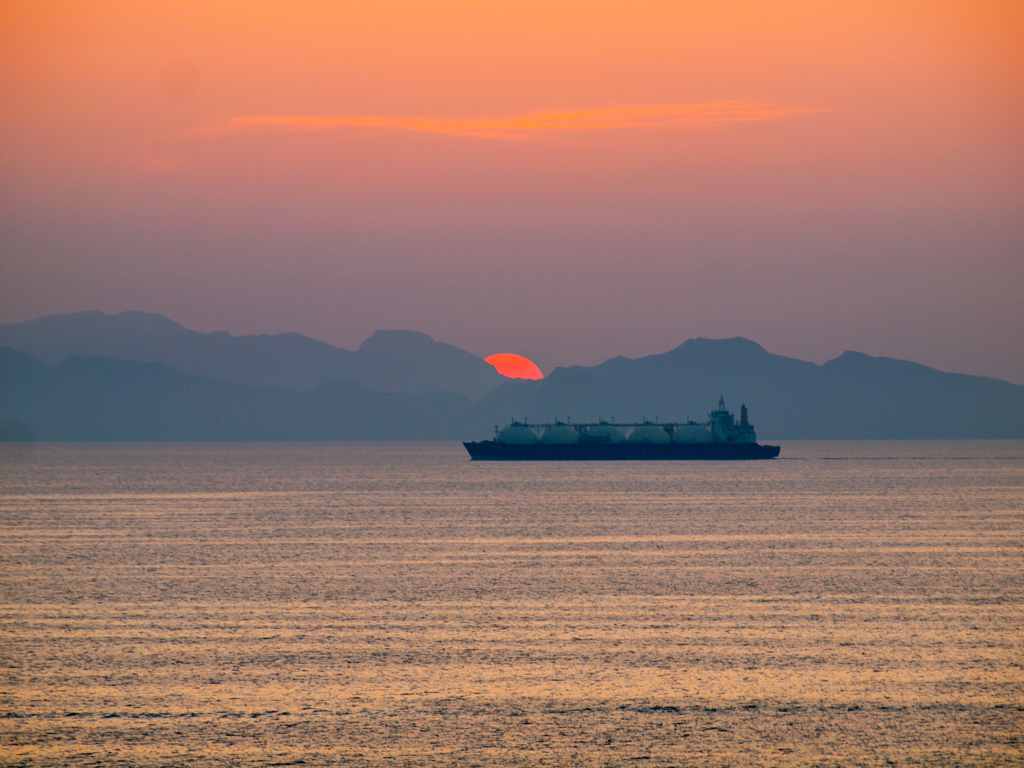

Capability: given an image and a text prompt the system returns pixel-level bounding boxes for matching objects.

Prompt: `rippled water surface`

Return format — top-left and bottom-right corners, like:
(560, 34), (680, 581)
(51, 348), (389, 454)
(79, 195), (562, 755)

(1, 441), (1022, 767)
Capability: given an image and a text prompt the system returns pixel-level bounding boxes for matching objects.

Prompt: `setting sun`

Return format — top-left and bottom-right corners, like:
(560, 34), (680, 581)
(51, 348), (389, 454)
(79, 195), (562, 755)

(485, 353), (544, 380)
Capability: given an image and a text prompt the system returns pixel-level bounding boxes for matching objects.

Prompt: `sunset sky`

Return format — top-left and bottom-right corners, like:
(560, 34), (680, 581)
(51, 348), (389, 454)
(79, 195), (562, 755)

(1, 1), (1022, 381)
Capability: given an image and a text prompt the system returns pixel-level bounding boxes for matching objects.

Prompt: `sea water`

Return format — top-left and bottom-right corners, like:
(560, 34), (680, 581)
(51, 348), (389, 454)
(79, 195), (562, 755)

(1, 441), (1022, 766)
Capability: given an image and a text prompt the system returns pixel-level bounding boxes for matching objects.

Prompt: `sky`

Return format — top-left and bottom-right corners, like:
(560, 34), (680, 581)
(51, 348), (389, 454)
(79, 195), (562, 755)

(1, 0), (1022, 382)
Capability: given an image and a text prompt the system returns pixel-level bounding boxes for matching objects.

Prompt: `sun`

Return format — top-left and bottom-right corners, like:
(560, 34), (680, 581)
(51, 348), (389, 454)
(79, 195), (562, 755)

(485, 353), (544, 380)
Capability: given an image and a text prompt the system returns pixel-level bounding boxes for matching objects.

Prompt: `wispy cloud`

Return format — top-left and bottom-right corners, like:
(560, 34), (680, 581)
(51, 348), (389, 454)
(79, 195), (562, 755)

(193, 102), (824, 140)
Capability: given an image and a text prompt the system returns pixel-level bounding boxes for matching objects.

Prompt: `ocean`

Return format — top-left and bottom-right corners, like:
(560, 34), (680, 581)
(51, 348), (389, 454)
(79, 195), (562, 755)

(1, 441), (1022, 766)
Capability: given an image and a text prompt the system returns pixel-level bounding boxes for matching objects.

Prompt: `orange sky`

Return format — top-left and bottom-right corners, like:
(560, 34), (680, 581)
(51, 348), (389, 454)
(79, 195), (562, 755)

(1, 1), (1022, 380)
(4, 1), (1020, 174)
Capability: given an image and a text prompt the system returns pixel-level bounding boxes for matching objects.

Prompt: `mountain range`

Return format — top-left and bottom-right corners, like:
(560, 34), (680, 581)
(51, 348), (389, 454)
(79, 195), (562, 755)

(0, 310), (504, 399)
(2, 311), (1022, 441)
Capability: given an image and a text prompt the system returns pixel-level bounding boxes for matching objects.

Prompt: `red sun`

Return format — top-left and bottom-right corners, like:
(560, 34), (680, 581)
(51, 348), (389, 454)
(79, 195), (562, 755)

(485, 353), (544, 380)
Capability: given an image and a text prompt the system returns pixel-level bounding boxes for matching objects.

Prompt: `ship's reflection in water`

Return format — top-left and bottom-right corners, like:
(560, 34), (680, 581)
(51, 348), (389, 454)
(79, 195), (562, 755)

(1, 441), (1022, 766)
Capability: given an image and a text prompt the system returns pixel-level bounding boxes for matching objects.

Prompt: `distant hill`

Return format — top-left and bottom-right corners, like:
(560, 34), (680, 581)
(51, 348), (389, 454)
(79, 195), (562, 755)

(0, 347), (470, 441)
(471, 338), (1024, 440)
(0, 311), (505, 400)
(2, 330), (1022, 441)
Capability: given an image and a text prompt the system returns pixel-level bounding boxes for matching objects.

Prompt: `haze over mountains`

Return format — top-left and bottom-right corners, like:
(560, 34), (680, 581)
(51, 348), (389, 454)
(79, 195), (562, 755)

(1, 311), (1022, 441)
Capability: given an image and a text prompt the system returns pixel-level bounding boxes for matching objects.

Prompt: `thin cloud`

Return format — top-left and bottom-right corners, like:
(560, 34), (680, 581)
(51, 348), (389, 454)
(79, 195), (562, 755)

(193, 102), (824, 140)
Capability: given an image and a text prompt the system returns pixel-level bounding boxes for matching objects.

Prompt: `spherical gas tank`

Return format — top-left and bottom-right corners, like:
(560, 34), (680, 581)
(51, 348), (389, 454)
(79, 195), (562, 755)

(581, 424), (625, 443)
(673, 424), (712, 443)
(498, 425), (539, 444)
(540, 424), (580, 444)
(628, 424), (670, 443)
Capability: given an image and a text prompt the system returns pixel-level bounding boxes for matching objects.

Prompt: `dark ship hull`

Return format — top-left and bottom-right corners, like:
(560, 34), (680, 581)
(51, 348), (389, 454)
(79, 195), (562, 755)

(464, 441), (780, 461)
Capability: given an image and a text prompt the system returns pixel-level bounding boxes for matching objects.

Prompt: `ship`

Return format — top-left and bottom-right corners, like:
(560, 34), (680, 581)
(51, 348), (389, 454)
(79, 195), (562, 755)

(464, 398), (780, 460)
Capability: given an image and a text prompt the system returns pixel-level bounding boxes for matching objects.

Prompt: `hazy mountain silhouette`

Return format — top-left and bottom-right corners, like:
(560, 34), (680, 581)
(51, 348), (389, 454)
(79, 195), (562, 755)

(0, 311), (505, 399)
(0, 347), (470, 441)
(2, 330), (1023, 441)
(470, 337), (1024, 439)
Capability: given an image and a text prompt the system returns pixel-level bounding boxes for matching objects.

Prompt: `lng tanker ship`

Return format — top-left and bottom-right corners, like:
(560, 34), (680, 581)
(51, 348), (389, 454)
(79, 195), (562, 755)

(464, 398), (780, 461)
